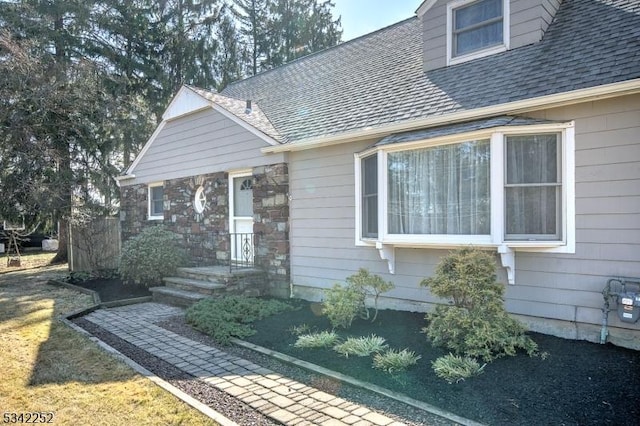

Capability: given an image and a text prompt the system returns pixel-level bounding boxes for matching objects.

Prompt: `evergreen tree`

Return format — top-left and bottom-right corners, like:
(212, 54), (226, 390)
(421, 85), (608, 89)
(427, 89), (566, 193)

(231, 0), (270, 76)
(216, 8), (242, 90)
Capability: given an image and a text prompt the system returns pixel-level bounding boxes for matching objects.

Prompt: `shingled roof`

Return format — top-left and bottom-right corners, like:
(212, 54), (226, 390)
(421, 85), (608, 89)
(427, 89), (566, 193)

(221, 0), (640, 144)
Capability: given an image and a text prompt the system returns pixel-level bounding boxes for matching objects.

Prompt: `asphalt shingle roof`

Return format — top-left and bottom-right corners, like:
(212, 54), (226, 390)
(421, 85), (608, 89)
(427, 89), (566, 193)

(221, 0), (640, 144)
(187, 86), (283, 143)
(374, 116), (562, 147)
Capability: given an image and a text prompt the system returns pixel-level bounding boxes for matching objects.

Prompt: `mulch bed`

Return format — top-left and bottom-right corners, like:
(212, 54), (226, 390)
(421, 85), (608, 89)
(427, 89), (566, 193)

(68, 280), (640, 426)
(243, 299), (640, 426)
(69, 278), (151, 302)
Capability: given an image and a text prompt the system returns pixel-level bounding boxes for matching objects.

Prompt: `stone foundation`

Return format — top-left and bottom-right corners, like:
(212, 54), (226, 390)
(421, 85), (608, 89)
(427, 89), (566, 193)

(120, 163), (290, 297)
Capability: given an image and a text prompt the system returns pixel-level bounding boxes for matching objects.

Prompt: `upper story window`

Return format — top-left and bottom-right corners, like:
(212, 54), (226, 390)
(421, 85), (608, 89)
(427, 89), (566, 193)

(355, 120), (575, 254)
(448, 0), (509, 65)
(148, 183), (164, 220)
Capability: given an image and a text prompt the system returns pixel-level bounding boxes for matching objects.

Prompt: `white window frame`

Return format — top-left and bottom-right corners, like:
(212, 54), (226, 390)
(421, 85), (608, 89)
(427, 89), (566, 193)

(148, 182), (164, 220)
(446, 0), (510, 66)
(354, 122), (575, 255)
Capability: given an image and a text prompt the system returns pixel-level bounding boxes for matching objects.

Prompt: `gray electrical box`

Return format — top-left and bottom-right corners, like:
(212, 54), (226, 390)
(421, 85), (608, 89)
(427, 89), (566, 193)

(617, 292), (640, 323)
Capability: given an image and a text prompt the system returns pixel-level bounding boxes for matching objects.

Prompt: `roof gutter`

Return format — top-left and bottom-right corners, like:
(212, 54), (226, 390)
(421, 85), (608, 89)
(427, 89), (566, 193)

(261, 78), (640, 154)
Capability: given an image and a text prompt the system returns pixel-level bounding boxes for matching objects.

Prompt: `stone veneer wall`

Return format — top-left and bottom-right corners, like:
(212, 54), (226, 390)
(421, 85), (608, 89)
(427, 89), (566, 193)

(119, 163), (290, 297)
(252, 163), (290, 298)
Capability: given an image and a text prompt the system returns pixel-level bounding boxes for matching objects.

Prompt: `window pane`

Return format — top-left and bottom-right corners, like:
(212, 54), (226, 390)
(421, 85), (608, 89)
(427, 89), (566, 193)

(455, 21), (503, 55)
(506, 134), (559, 184)
(455, 0), (502, 29)
(234, 177), (254, 217)
(506, 186), (559, 237)
(388, 141), (490, 235)
(362, 155), (378, 237)
(150, 186), (163, 216)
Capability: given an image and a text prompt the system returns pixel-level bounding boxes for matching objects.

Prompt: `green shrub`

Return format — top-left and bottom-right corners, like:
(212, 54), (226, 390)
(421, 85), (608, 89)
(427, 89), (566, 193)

(372, 348), (421, 373)
(185, 296), (294, 344)
(288, 323), (313, 336)
(346, 268), (395, 322)
(432, 354), (486, 383)
(420, 247), (538, 361)
(333, 335), (388, 358)
(323, 283), (365, 329)
(323, 268), (395, 329)
(118, 226), (187, 286)
(294, 331), (340, 349)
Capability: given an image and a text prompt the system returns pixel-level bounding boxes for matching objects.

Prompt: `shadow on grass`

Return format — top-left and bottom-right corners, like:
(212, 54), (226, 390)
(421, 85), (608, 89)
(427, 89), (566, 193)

(0, 267), (138, 386)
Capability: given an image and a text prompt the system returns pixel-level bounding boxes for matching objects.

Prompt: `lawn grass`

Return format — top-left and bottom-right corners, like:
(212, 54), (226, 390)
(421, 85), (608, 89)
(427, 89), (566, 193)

(0, 251), (57, 273)
(0, 265), (217, 426)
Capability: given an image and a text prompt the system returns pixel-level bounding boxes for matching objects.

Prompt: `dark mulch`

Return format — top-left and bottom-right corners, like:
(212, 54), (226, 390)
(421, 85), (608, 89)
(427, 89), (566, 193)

(243, 299), (640, 426)
(70, 278), (151, 302)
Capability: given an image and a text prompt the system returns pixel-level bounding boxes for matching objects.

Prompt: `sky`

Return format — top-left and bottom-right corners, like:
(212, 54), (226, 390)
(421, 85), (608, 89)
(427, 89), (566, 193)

(332, 0), (422, 41)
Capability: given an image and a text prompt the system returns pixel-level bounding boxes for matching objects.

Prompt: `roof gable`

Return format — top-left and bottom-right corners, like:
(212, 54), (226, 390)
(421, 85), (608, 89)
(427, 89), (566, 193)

(162, 86), (211, 120)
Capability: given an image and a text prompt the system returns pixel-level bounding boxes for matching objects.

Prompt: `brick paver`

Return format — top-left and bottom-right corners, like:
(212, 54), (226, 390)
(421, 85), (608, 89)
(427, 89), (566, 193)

(84, 302), (404, 426)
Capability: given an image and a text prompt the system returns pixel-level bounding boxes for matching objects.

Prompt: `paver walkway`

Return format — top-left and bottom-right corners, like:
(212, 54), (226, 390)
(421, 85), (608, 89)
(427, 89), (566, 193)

(84, 303), (406, 426)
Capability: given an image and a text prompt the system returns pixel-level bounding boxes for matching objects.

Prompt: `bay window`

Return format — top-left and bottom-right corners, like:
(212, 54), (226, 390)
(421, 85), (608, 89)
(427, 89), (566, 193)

(355, 120), (575, 256)
(505, 134), (561, 240)
(388, 140), (490, 235)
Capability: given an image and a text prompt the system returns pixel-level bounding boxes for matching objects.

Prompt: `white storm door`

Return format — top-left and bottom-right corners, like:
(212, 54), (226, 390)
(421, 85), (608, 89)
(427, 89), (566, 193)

(229, 172), (254, 262)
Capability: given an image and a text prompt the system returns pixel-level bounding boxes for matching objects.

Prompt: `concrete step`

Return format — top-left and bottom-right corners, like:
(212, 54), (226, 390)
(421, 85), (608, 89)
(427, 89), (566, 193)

(149, 286), (208, 308)
(163, 276), (226, 295)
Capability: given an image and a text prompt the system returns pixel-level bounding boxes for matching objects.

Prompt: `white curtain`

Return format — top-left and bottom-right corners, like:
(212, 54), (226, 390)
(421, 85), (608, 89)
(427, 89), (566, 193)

(388, 140), (490, 235)
(505, 134), (560, 238)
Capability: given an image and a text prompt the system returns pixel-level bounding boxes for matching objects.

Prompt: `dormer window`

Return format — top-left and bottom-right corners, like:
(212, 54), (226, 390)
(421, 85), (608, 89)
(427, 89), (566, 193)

(447, 0), (509, 65)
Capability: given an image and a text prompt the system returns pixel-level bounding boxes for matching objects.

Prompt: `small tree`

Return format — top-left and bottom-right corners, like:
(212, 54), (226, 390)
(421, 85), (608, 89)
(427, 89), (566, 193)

(421, 247), (537, 361)
(119, 226), (187, 286)
(323, 268), (395, 329)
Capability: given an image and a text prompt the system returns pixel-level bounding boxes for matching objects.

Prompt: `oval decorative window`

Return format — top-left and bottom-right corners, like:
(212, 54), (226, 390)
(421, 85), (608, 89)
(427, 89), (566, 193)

(194, 186), (206, 214)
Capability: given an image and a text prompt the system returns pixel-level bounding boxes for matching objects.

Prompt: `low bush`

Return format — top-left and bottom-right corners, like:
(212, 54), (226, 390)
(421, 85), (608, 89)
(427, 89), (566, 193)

(118, 226), (187, 286)
(421, 247), (538, 361)
(186, 296), (294, 344)
(372, 348), (421, 373)
(294, 331), (340, 349)
(432, 354), (486, 384)
(333, 335), (388, 358)
(323, 268), (395, 329)
(323, 283), (365, 329)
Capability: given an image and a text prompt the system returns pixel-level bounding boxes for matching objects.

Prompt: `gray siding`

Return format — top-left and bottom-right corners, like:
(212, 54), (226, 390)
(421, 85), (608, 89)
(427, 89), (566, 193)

(422, 0), (562, 71)
(289, 93), (640, 340)
(124, 107), (285, 186)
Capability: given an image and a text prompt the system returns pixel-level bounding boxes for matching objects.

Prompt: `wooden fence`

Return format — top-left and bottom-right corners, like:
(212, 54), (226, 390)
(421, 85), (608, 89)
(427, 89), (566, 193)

(69, 217), (121, 271)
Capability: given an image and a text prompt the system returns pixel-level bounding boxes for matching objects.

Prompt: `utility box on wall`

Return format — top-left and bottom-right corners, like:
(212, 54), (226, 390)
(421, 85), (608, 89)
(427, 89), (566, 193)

(618, 292), (640, 323)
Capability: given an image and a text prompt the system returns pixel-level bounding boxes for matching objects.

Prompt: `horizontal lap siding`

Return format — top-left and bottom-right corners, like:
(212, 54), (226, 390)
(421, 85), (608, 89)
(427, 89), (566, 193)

(127, 108), (285, 185)
(290, 95), (640, 333)
(290, 141), (384, 290)
(516, 94), (640, 328)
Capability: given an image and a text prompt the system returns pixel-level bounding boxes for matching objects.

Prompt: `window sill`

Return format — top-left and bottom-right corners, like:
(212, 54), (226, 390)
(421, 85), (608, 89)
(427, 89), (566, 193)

(148, 216), (164, 221)
(448, 44), (507, 66)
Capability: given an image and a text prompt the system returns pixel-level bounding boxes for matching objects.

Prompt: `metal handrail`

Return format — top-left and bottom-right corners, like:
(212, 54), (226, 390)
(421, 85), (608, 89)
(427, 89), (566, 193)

(228, 232), (256, 272)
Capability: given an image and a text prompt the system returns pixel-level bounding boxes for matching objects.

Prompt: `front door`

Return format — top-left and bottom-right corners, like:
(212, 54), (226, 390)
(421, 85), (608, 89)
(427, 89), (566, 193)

(229, 172), (254, 263)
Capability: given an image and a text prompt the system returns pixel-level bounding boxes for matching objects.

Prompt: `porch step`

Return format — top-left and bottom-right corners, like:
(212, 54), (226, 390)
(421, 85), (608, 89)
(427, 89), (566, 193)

(149, 287), (207, 308)
(176, 266), (262, 283)
(162, 277), (226, 295)
(152, 265), (266, 307)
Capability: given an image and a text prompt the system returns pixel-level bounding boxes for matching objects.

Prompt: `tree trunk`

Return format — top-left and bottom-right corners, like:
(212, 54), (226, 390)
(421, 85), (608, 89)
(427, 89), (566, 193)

(50, 219), (68, 264)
